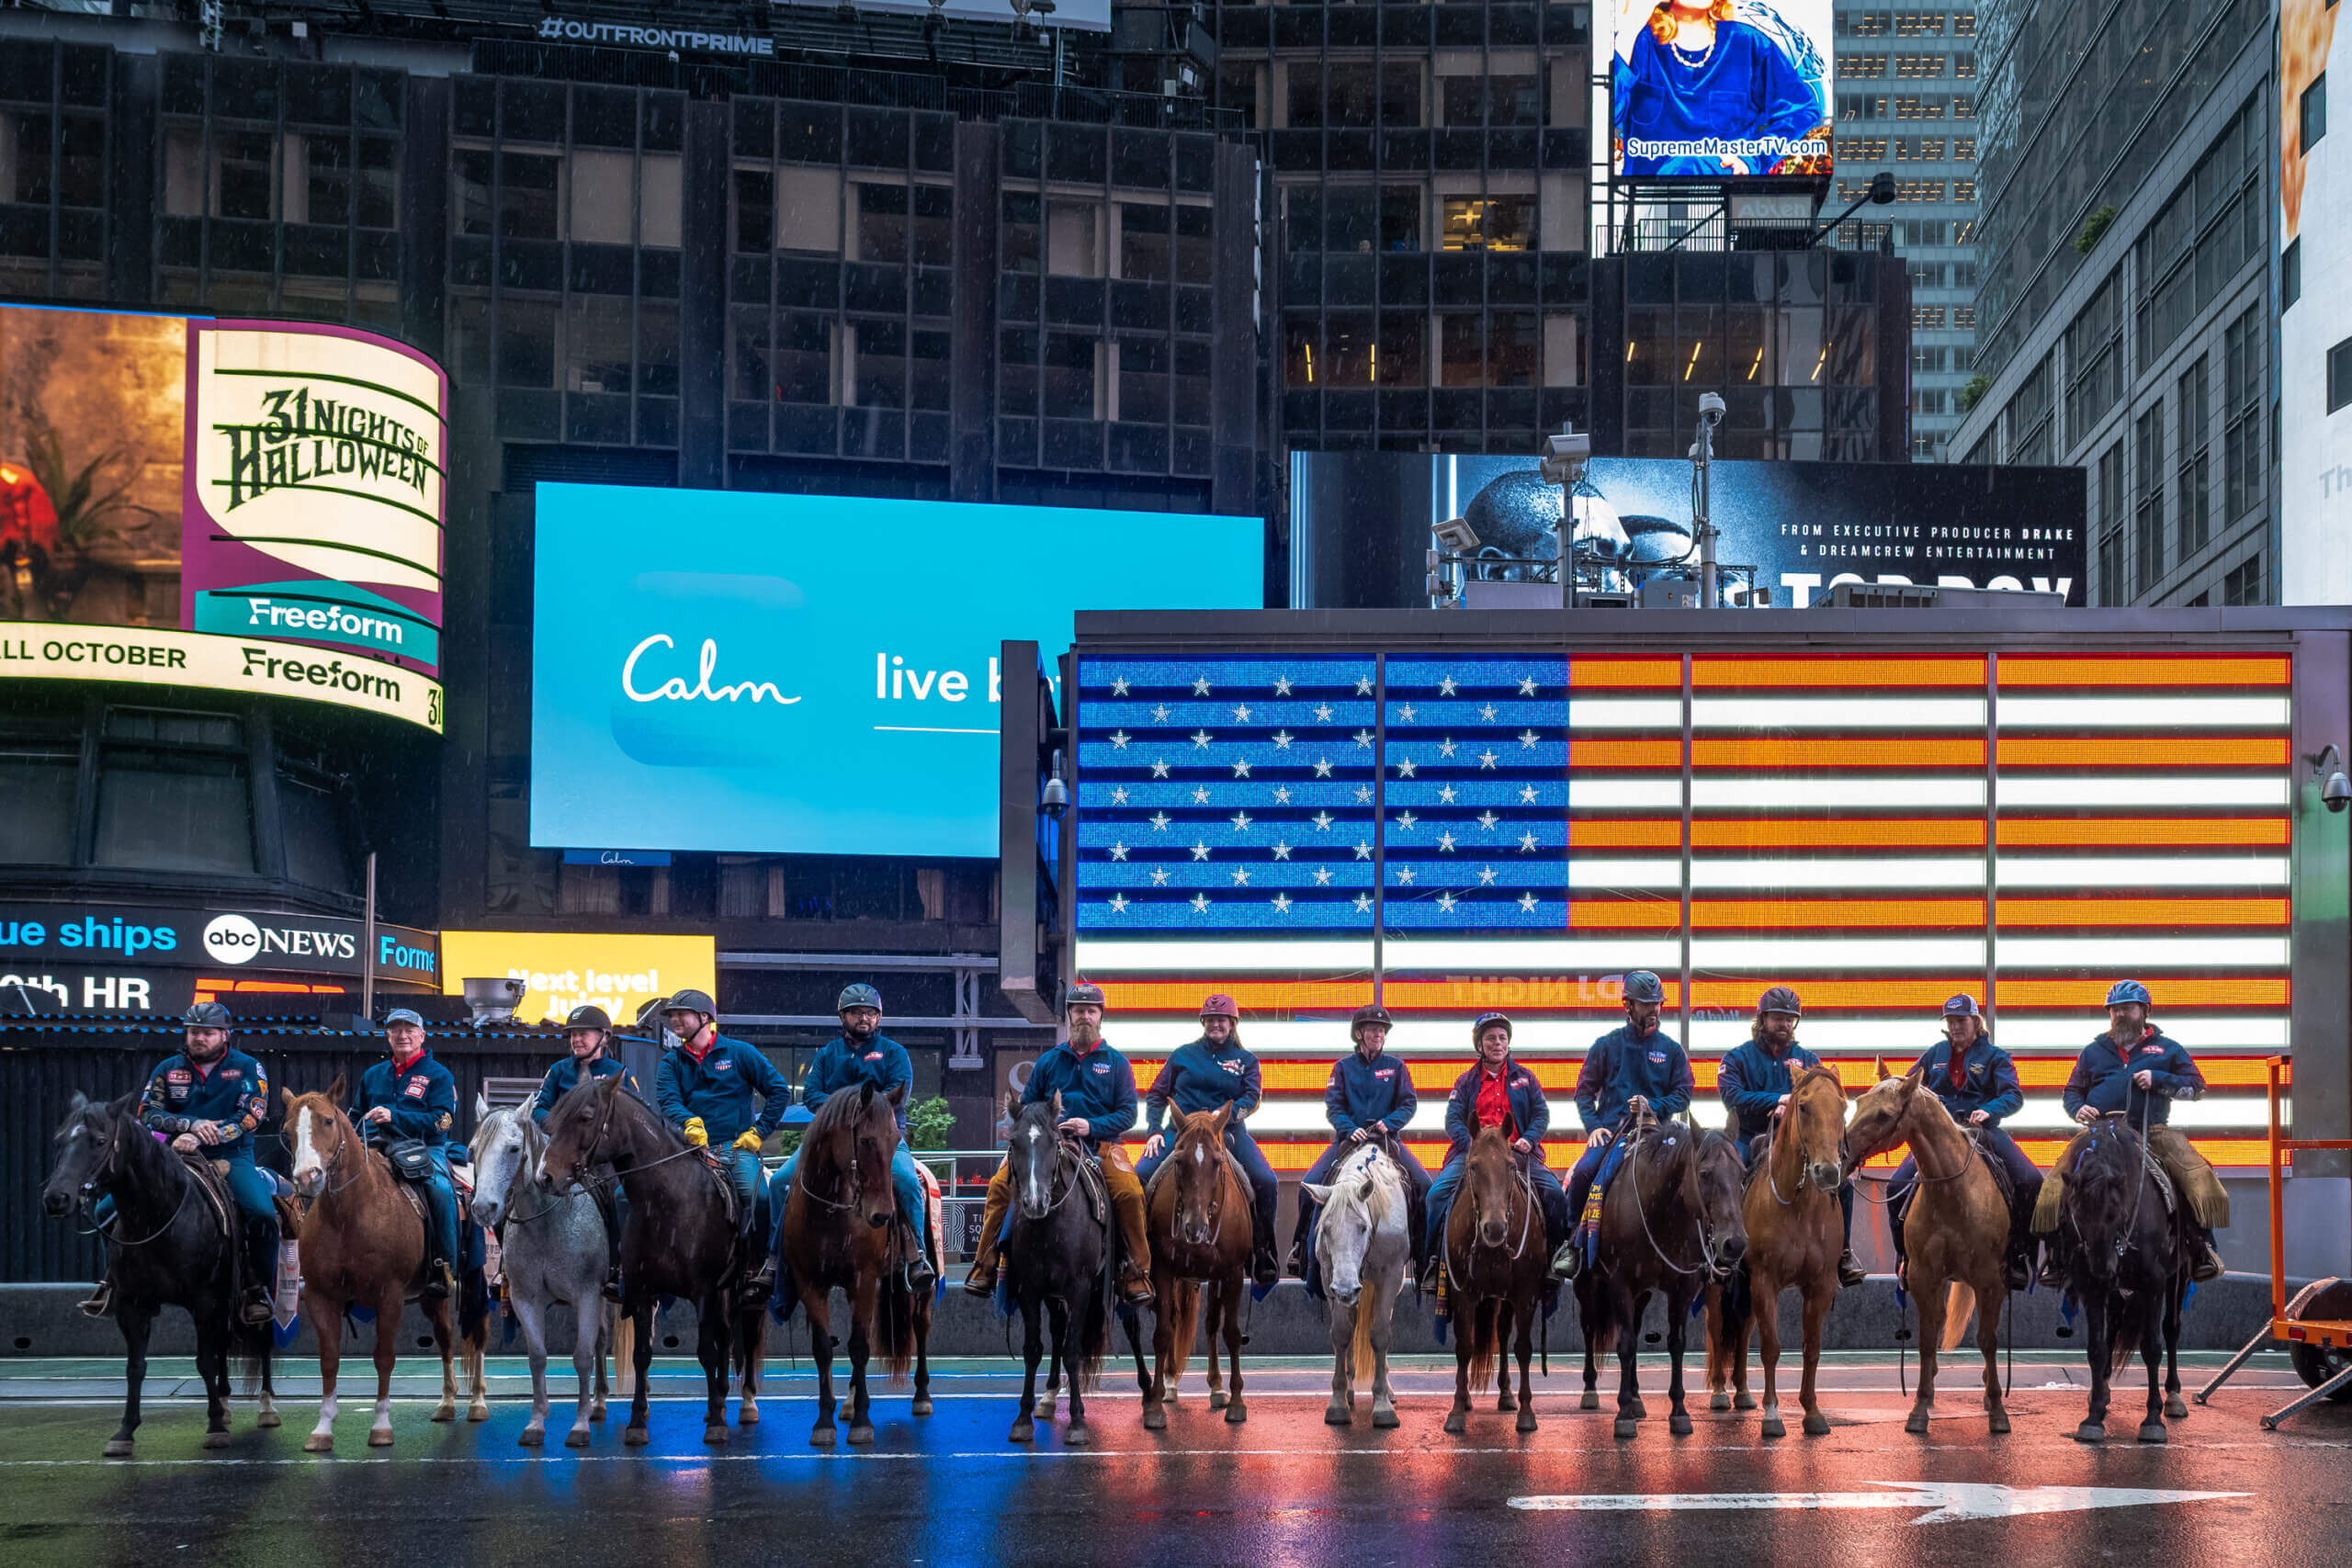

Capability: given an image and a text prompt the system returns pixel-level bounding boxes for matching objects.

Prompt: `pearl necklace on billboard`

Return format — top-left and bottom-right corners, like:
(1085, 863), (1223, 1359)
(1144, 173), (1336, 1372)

(1668, 24), (1716, 69)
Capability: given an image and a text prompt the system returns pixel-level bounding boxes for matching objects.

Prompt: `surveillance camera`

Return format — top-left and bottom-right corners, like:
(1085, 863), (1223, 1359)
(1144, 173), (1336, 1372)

(1432, 517), (1480, 552)
(1041, 749), (1070, 820)
(2325, 771), (2351, 813)
(1698, 391), (1726, 422)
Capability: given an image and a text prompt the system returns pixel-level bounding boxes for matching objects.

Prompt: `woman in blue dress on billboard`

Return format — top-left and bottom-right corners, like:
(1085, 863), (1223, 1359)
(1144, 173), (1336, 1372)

(1612, 0), (1831, 177)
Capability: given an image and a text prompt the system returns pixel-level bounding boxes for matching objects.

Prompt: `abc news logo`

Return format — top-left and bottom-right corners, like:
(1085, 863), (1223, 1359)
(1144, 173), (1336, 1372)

(201, 912), (359, 966)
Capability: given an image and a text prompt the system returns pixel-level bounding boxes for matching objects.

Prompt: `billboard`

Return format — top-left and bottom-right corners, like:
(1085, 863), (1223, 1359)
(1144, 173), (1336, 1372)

(0, 304), (445, 730)
(1608, 0), (1834, 179)
(1294, 453), (2086, 608)
(0, 901), (438, 986)
(439, 931), (715, 1027)
(530, 484), (1262, 858)
(2281, 0), (2349, 604)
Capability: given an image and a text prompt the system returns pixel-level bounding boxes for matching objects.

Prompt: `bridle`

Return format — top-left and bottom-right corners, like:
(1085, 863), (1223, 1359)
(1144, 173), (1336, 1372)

(1464, 1145), (1535, 1260)
(480, 1111), (568, 1229)
(1171, 1124), (1236, 1248)
(1626, 1123), (1717, 1278)
(1849, 1081), (1976, 1204)
(1767, 1079), (1840, 1208)
(561, 1085), (701, 1190)
(79, 1111), (197, 1248)
(795, 1116), (884, 1215)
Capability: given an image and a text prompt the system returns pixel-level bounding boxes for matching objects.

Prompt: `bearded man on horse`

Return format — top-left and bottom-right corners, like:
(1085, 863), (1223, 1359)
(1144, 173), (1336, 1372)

(1555, 970), (1694, 1281)
(1136, 993), (1281, 1288)
(1718, 987), (1866, 1288)
(1420, 1011), (1572, 1292)
(1289, 1004), (1430, 1280)
(655, 987), (788, 1299)
(1887, 993), (2041, 1292)
(531, 1004), (640, 1303)
(2034, 980), (2228, 1284)
(350, 1007), (462, 1302)
(965, 982), (1155, 1308)
(79, 1001), (278, 1326)
(769, 983), (936, 1292)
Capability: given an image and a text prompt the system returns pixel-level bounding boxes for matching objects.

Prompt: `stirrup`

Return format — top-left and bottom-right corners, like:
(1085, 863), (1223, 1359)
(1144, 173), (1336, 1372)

(1117, 1269), (1156, 1307)
(1549, 1240), (1582, 1280)
(2191, 1243), (2224, 1283)
(1837, 1250), (1866, 1287)
(78, 1280), (116, 1319)
(962, 1261), (997, 1298)
(240, 1289), (276, 1326)
(422, 1261), (455, 1302)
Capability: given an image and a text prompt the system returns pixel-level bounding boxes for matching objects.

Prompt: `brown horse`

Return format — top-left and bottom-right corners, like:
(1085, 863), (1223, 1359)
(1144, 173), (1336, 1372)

(1442, 1127), (1547, 1436)
(282, 1081), (487, 1452)
(777, 1080), (933, 1448)
(1844, 1070), (2016, 1435)
(540, 1072), (766, 1448)
(1142, 1104), (1253, 1428)
(1714, 1065), (1849, 1439)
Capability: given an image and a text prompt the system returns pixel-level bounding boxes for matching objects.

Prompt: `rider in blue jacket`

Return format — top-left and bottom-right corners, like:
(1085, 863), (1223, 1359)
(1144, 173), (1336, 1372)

(1136, 994), (1281, 1286)
(1555, 971), (1695, 1279)
(656, 988), (788, 1296)
(1889, 994), (2041, 1291)
(1717, 987), (1865, 1287)
(1289, 1004), (1431, 1276)
(1422, 1012), (1572, 1291)
(350, 1008), (461, 1300)
(533, 1004), (640, 1300)
(768, 984), (935, 1290)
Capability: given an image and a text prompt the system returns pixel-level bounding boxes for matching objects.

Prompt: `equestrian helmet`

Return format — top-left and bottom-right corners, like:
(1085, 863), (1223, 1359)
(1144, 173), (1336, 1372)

(1941, 993), (1982, 1018)
(837, 982), (883, 1014)
(382, 1007), (426, 1030)
(1199, 992), (1239, 1020)
(182, 1001), (234, 1030)
(665, 988), (718, 1019)
(1470, 1010), (1513, 1043)
(565, 1004), (613, 1032)
(1622, 970), (1665, 1004)
(1757, 986), (1803, 1018)
(1063, 981), (1106, 1011)
(1350, 1003), (1394, 1039)
(2104, 978), (2152, 1009)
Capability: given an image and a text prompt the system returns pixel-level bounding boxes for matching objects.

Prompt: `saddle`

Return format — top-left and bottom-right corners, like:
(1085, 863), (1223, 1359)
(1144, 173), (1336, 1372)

(176, 1152), (238, 1244)
(1960, 1130), (2018, 1206)
(697, 1148), (741, 1229)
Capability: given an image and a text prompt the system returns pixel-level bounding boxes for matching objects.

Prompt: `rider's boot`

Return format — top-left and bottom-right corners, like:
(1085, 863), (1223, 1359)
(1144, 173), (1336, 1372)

(240, 1216), (279, 1325)
(905, 1217), (937, 1292)
(1549, 1237), (1583, 1280)
(1117, 1262), (1155, 1309)
(1837, 1247), (1867, 1288)
(2190, 1225), (2225, 1283)
(2038, 1227), (2070, 1290)
(962, 1236), (1000, 1298)
(2001, 1196), (2033, 1292)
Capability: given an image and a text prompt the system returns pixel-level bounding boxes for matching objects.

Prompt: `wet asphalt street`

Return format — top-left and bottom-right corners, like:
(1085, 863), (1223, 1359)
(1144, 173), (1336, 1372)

(2, 1349), (2346, 1567)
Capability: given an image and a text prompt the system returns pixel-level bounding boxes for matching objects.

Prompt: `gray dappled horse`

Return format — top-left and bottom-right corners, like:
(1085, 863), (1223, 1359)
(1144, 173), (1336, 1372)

(1304, 1143), (1410, 1429)
(470, 1099), (616, 1449)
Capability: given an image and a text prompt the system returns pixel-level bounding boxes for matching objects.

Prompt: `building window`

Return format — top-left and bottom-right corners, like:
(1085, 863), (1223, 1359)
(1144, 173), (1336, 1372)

(1894, 54), (1946, 78)
(2062, 268), (2121, 446)
(2329, 335), (2352, 415)
(1440, 197), (1532, 252)
(2225, 305), (2264, 513)
(2222, 554), (2264, 606)
(1894, 179), (1946, 201)
(2285, 239), (2301, 311)
(2304, 73), (2328, 150)
(1912, 305), (1946, 330)
(2177, 356), (2211, 559)
(2133, 400), (2165, 594)
(2096, 442), (2125, 605)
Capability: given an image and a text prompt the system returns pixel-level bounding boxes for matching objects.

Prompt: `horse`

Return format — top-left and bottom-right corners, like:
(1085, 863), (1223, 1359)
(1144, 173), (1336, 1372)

(1843, 1070), (2015, 1437)
(1576, 1121), (1748, 1439)
(1142, 1103), (1255, 1428)
(282, 1080), (489, 1451)
(469, 1099), (615, 1449)
(1442, 1126), (1548, 1436)
(776, 1080), (933, 1448)
(1304, 1141), (1411, 1429)
(539, 1071), (766, 1447)
(2056, 1111), (2190, 1443)
(1713, 1064), (1849, 1440)
(42, 1091), (279, 1457)
(1000, 1094), (1150, 1445)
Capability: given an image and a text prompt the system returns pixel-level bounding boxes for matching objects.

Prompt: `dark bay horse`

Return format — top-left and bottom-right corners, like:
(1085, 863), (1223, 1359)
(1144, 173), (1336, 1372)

(1576, 1122), (1747, 1439)
(1001, 1094), (1149, 1445)
(540, 1072), (766, 1447)
(284, 1081), (488, 1451)
(1844, 1071), (2015, 1436)
(1714, 1065), (1849, 1440)
(2058, 1111), (2190, 1443)
(1442, 1126), (1547, 1436)
(43, 1092), (278, 1457)
(777, 1080), (933, 1448)
(1142, 1104), (1254, 1427)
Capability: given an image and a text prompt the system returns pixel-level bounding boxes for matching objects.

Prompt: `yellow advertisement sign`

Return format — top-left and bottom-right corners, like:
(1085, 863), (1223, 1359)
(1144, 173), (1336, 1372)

(438, 931), (716, 1026)
(0, 623), (443, 732)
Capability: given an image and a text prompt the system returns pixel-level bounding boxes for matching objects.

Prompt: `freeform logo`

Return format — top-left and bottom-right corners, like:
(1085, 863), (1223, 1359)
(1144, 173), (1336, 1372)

(204, 913), (262, 964)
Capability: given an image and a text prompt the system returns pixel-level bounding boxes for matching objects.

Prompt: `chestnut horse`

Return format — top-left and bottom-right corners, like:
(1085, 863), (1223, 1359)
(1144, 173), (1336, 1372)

(283, 1080), (488, 1451)
(1844, 1070), (2015, 1436)
(1142, 1104), (1254, 1427)
(1442, 1126), (1547, 1436)
(1712, 1065), (1849, 1439)
(776, 1080), (933, 1449)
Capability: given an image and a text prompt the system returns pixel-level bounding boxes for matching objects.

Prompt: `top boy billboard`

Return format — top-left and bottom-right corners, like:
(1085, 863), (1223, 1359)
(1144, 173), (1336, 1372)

(1609, 0), (1835, 179)
(0, 303), (445, 730)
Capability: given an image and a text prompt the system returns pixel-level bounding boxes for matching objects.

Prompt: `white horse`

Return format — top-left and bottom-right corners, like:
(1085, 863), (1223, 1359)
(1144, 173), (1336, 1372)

(469, 1098), (616, 1449)
(1304, 1143), (1409, 1428)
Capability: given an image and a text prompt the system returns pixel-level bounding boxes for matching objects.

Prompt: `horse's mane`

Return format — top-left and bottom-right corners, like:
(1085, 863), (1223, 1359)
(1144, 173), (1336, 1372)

(1331, 1143), (1403, 1229)
(2071, 1117), (2141, 1198)
(805, 1084), (894, 1147)
(1791, 1065), (1845, 1095)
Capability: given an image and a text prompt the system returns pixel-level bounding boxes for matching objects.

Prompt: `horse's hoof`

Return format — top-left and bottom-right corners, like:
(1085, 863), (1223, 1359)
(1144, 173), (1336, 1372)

(1373, 1406), (1400, 1429)
(1034, 1399), (1056, 1420)
(469, 1404), (489, 1424)
(2073, 1422), (2105, 1444)
(102, 1438), (133, 1459)
(704, 1424), (729, 1447)
(2137, 1420), (2168, 1445)
(591, 1403), (607, 1423)
(303, 1434), (333, 1453)
(202, 1430), (232, 1450)
(1579, 1391), (1600, 1412)
(1009, 1419), (1035, 1444)
(1734, 1393), (1757, 1411)
(1905, 1410), (1929, 1435)
(624, 1426), (650, 1448)
(1803, 1412), (1830, 1437)
(848, 1424), (875, 1446)
(1988, 1410), (2011, 1436)
(1326, 1404), (1352, 1426)
(1613, 1416), (1638, 1440)
(738, 1404), (759, 1427)
(566, 1428), (592, 1449)
(1628, 1397), (1647, 1419)
(1224, 1400), (1246, 1425)
(255, 1409), (281, 1429)
(1710, 1392), (1730, 1412)
(911, 1397), (933, 1417)
(1669, 1413), (1693, 1437)
(1162, 1384), (1180, 1405)
(1209, 1389), (1229, 1410)
(2165, 1395), (2188, 1420)
(1759, 1415), (1786, 1439)
(1062, 1423), (1092, 1447)
(368, 1428), (394, 1448)
(519, 1427), (545, 1449)
(1442, 1411), (1467, 1436)
(429, 1405), (455, 1424)
(1516, 1410), (1537, 1435)
(809, 1426), (835, 1450)
(1141, 1405), (1167, 1431)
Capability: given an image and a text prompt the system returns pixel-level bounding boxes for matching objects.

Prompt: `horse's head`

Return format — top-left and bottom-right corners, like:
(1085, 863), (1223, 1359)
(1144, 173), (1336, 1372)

(1785, 1066), (1849, 1194)
(469, 1098), (535, 1230)
(540, 1069), (634, 1190)
(1006, 1092), (1066, 1222)
(1303, 1145), (1395, 1305)
(1693, 1130), (1749, 1273)
(808, 1081), (901, 1233)
(43, 1091), (129, 1216)
(1464, 1125), (1522, 1249)
(1841, 1069), (1921, 1171)
(1167, 1104), (1235, 1247)
(2064, 1113), (2143, 1283)
(284, 1076), (360, 1201)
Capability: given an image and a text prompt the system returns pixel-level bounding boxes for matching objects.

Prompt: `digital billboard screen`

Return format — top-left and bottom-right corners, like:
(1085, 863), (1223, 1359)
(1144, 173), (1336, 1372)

(0, 303), (446, 729)
(1608, 0), (1835, 179)
(2281, 0), (2349, 603)
(529, 484), (1262, 859)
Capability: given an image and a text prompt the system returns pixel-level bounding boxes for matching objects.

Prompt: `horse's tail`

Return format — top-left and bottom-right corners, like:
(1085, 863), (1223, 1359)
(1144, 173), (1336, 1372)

(877, 1274), (918, 1385)
(232, 1315), (272, 1395)
(1465, 1297), (1499, 1393)
(1348, 1284), (1375, 1395)
(1164, 1279), (1202, 1381)
(736, 1302), (767, 1387)
(1077, 1282), (1111, 1393)
(459, 1254), (491, 1349)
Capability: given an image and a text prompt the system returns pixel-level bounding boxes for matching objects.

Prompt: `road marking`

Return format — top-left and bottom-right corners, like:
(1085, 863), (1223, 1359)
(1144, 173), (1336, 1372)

(1510, 1482), (2250, 1523)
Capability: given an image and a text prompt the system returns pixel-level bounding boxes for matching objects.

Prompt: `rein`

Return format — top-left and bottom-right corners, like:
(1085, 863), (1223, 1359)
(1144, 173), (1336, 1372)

(84, 1121), (197, 1248)
(1851, 1093), (1978, 1204)
(481, 1114), (571, 1230)
(795, 1113), (886, 1214)
(1626, 1127), (1713, 1278)
(1765, 1083), (1839, 1208)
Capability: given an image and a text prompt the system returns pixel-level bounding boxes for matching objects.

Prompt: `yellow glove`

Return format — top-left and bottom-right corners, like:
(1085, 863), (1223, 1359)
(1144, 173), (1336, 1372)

(682, 1117), (708, 1147)
(733, 1129), (765, 1153)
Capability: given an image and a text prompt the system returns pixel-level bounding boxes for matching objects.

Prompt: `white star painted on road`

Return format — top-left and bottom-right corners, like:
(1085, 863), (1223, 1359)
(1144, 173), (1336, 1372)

(1231, 758), (1253, 778)
(1397, 703), (1418, 722)
(1273, 785), (1294, 804)
(1272, 840), (1293, 860)
(1518, 831), (1541, 852)
(1519, 729), (1540, 749)
(1110, 729), (1132, 750)
(1109, 841), (1129, 861)
(1191, 729), (1215, 750)
(1396, 758), (1418, 777)
(1193, 676), (1214, 695)
(1151, 760), (1171, 778)
(1477, 750), (1501, 769)
(1191, 893), (1212, 912)
(1518, 892), (1540, 912)
(1229, 810), (1253, 831)
(1394, 811), (1419, 832)
(1312, 867), (1334, 886)
(1439, 738), (1458, 758)
(1229, 866), (1252, 886)
(1273, 675), (1294, 695)
(1271, 729), (1295, 750)
(1272, 893), (1294, 914)
(1313, 811), (1335, 830)
(1477, 865), (1499, 885)
(1108, 893), (1129, 912)
(1437, 831), (1457, 852)
(1439, 675), (1458, 696)
(1313, 758), (1335, 778)
(1313, 703), (1335, 722)
(1191, 840), (1213, 860)
(1437, 891), (1457, 912)
(1149, 811), (1172, 831)
(1477, 810), (1500, 829)
(1353, 840), (1374, 861)
(1231, 704), (1254, 723)
(1396, 866), (1417, 885)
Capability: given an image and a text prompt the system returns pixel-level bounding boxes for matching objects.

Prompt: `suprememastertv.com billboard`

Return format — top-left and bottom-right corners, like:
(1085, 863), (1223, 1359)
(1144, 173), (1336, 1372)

(1609, 0), (1834, 178)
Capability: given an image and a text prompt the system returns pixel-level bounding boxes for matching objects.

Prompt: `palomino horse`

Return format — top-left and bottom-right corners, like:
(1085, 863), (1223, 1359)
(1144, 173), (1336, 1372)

(2056, 1111), (2190, 1444)
(777, 1081), (933, 1448)
(469, 1099), (614, 1449)
(1304, 1141), (1410, 1429)
(1577, 1122), (1747, 1439)
(1713, 1065), (1849, 1439)
(283, 1080), (488, 1451)
(1000, 1094), (1150, 1445)
(541, 1072), (766, 1447)
(1843, 1071), (2014, 1436)
(1142, 1104), (1255, 1428)
(42, 1092), (279, 1456)
(1442, 1126), (1547, 1436)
